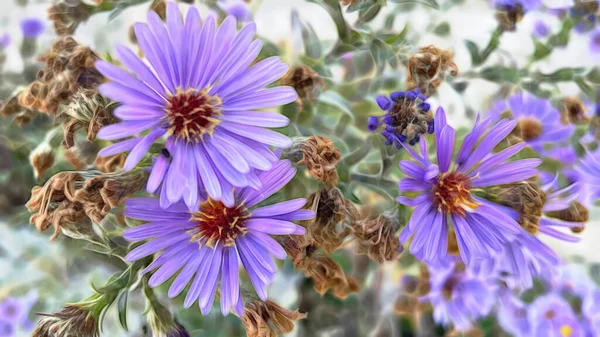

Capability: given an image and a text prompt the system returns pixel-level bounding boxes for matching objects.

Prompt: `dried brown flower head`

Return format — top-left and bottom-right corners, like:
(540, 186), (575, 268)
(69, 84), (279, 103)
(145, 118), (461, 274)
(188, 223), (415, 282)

(33, 305), (98, 337)
(30, 145), (55, 179)
(48, 0), (94, 36)
(303, 187), (358, 253)
(94, 153), (125, 173)
(296, 136), (342, 185)
(282, 65), (325, 111)
(560, 97), (590, 125)
(495, 4), (525, 31)
(59, 89), (116, 148)
(19, 37), (103, 116)
(151, 0), (168, 20)
(394, 266), (430, 316)
(1, 90), (39, 126)
(242, 300), (306, 337)
(488, 178), (546, 235)
(545, 200), (589, 230)
(406, 46), (458, 97)
(277, 235), (360, 298)
(354, 212), (402, 263)
(27, 170), (147, 239)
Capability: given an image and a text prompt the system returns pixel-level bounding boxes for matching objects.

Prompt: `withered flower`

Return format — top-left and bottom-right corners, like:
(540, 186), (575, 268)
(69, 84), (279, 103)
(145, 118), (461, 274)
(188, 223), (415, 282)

(59, 89), (116, 148)
(406, 45), (458, 97)
(354, 211), (402, 263)
(48, 0), (94, 36)
(282, 65), (325, 111)
(27, 169), (147, 239)
(284, 136), (342, 186)
(545, 200), (589, 233)
(394, 266), (431, 316)
(277, 235), (360, 298)
(19, 36), (103, 116)
(0, 89), (39, 126)
(495, 4), (525, 31)
(303, 187), (359, 253)
(33, 305), (99, 337)
(30, 143), (55, 179)
(560, 97), (590, 125)
(242, 300), (306, 337)
(488, 178), (546, 235)
(94, 153), (125, 173)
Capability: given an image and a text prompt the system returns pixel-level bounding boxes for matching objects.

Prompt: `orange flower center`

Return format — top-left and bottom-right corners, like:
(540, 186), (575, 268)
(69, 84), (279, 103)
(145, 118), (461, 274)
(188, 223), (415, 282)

(432, 172), (478, 216)
(189, 198), (250, 247)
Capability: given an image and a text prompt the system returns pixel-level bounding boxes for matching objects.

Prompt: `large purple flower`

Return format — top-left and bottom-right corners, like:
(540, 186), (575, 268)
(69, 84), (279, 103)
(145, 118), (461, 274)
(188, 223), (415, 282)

(497, 291), (530, 336)
(420, 259), (497, 331)
(397, 108), (540, 264)
(123, 160), (313, 316)
(486, 92), (575, 156)
(96, 2), (296, 210)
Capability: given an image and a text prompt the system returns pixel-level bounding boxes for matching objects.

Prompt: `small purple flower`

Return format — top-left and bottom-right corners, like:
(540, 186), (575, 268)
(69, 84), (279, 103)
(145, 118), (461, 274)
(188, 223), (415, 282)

(397, 108), (540, 264)
(19, 18), (45, 39)
(533, 20), (550, 38)
(584, 290), (600, 335)
(0, 291), (37, 335)
(123, 160), (314, 316)
(0, 33), (10, 49)
(421, 260), (497, 331)
(219, 1), (252, 22)
(529, 294), (586, 337)
(486, 92), (575, 157)
(493, 0), (542, 11)
(590, 29), (600, 54)
(575, 148), (600, 205)
(0, 319), (14, 337)
(96, 2), (296, 210)
(369, 88), (433, 148)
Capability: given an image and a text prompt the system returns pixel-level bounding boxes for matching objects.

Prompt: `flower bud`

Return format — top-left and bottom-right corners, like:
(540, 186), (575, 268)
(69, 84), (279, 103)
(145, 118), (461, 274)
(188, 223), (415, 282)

(33, 305), (99, 337)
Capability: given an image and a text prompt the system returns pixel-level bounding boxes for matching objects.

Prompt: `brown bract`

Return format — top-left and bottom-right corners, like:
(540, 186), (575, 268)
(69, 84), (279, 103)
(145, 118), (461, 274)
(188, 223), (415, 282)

(303, 188), (358, 253)
(59, 89), (116, 148)
(495, 4), (525, 31)
(277, 235), (360, 299)
(299, 136), (341, 186)
(406, 45), (458, 97)
(560, 97), (590, 125)
(33, 305), (99, 337)
(48, 0), (93, 36)
(354, 214), (402, 263)
(283, 65), (325, 111)
(19, 37), (103, 117)
(26, 170), (147, 239)
(242, 300), (306, 337)
(488, 178), (546, 235)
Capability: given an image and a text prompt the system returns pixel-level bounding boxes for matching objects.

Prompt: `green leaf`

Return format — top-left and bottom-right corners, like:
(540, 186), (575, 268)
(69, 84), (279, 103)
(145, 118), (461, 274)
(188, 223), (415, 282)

(464, 40), (481, 66)
(575, 77), (597, 101)
(308, 0), (352, 42)
(433, 22), (450, 36)
(357, 4), (382, 24)
(586, 67), (600, 84)
(117, 290), (129, 331)
(380, 24), (409, 45)
(548, 17), (574, 48)
(479, 66), (522, 83)
(291, 11), (322, 59)
(108, 0), (149, 21)
(388, 0), (439, 9)
(532, 39), (552, 61)
(318, 91), (354, 118)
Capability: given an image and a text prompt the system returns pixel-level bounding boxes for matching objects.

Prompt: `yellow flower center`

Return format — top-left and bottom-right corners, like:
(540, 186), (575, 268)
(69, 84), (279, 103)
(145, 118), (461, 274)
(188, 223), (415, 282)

(560, 324), (573, 337)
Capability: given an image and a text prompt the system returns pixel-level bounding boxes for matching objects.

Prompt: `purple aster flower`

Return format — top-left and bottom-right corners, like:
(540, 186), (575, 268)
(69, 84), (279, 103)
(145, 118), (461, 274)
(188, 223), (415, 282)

(486, 92), (575, 157)
(584, 290), (600, 335)
(369, 88), (433, 148)
(123, 159), (314, 316)
(575, 148), (600, 205)
(420, 260), (497, 331)
(96, 2), (296, 210)
(529, 293), (586, 337)
(19, 18), (45, 39)
(397, 108), (540, 264)
(497, 292), (531, 336)
(533, 20), (550, 38)
(493, 0), (542, 11)
(219, 1), (252, 22)
(590, 29), (600, 54)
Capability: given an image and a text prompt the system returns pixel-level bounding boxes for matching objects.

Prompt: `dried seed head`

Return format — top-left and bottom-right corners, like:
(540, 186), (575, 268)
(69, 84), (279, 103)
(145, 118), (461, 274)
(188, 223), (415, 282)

(487, 178), (546, 235)
(48, 0), (93, 36)
(303, 188), (358, 253)
(242, 300), (306, 337)
(560, 97), (590, 125)
(33, 305), (98, 337)
(406, 45), (458, 97)
(59, 89), (116, 148)
(545, 200), (589, 224)
(19, 37), (103, 116)
(282, 65), (325, 111)
(354, 211), (402, 263)
(495, 4), (525, 31)
(288, 136), (342, 185)
(514, 118), (544, 141)
(30, 142), (55, 179)
(151, 0), (168, 20)
(94, 153), (125, 173)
